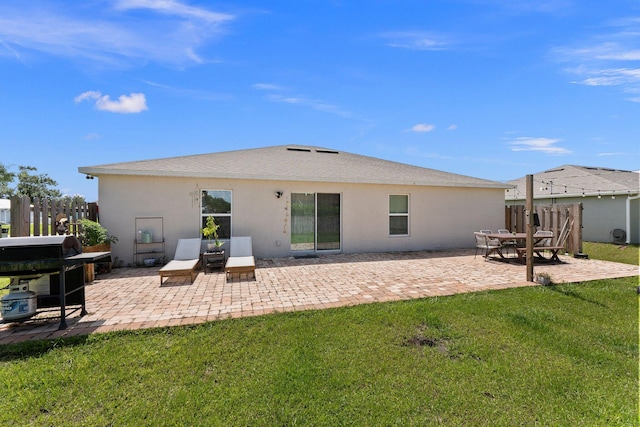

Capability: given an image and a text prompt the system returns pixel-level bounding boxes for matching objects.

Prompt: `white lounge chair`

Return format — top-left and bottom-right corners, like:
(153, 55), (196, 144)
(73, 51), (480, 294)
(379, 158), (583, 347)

(225, 236), (255, 281)
(159, 238), (201, 284)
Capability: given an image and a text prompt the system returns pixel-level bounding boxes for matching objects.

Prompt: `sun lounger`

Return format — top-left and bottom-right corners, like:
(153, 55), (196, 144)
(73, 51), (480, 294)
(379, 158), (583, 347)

(225, 236), (255, 280)
(159, 238), (201, 284)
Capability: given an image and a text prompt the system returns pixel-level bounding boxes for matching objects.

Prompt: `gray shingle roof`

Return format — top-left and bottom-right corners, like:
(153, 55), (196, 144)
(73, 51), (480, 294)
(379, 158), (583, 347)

(505, 164), (640, 200)
(78, 145), (510, 189)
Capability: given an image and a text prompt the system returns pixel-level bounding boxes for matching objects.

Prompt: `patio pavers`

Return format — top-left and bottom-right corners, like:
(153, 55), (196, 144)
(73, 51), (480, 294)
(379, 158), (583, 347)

(1, 249), (637, 344)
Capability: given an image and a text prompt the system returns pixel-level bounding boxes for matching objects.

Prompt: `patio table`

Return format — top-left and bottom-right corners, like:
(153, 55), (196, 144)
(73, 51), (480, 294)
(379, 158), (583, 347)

(485, 233), (555, 263)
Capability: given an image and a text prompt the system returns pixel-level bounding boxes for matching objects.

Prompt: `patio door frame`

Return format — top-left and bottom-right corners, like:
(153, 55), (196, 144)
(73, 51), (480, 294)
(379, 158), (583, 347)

(290, 192), (342, 254)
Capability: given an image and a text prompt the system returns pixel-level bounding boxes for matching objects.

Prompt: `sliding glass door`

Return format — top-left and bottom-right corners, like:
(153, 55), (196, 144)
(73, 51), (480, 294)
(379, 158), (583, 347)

(291, 193), (315, 251)
(291, 193), (341, 252)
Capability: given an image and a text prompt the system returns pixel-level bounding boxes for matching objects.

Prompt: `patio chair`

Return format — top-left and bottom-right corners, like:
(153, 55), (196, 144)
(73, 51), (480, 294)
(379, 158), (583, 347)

(498, 229), (517, 256)
(534, 230), (570, 262)
(479, 230), (501, 248)
(474, 232), (502, 260)
(159, 238), (201, 284)
(225, 236), (256, 280)
(533, 230), (553, 246)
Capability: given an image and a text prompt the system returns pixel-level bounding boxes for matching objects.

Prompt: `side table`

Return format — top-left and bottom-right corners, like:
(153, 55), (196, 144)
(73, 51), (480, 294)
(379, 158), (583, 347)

(203, 250), (225, 274)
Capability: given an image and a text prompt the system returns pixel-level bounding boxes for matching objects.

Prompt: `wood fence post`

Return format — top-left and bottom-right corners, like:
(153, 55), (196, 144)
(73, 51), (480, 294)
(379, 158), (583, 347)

(41, 198), (49, 236)
(9, 196), (31, 236)
(88, 202), (98, 222)
(33, 197), (41, 236)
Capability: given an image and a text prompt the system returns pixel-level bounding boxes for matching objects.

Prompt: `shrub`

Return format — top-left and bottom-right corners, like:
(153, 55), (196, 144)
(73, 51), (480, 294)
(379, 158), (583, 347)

(77, 219), (118, 247)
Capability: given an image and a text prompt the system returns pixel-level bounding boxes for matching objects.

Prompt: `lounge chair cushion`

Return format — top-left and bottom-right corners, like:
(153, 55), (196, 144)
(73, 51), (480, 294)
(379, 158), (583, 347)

(159, 238), (201, 284)
(173, 238), (201, 260)
(225, 256), (255, 270)
(225, 236), (255, 280)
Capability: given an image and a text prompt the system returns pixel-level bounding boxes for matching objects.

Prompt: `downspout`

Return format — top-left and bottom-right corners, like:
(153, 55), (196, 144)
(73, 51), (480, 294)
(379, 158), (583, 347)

(626, 194), (640, 244)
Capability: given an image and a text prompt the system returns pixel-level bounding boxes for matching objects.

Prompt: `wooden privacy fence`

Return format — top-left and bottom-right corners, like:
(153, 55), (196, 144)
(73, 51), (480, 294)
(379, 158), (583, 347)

(505, 203), (583, 254)
(8, 196), (98, 238)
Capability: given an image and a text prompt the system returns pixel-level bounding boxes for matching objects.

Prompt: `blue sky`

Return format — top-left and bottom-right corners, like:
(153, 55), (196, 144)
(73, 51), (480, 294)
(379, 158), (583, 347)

(1, 0), (638, 201)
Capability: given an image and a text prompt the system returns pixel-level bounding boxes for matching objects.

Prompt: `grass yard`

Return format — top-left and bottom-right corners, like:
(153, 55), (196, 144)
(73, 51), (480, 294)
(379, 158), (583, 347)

(0, 242), (638, 425)
(582, 241), (639, 266)
(0, 285), (637, 425)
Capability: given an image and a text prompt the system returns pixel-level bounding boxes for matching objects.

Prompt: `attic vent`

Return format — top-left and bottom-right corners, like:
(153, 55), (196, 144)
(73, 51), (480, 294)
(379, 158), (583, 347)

(545, 168), (564, 173)
(286, 147), (312, 152)
(315, 149), (339, 154)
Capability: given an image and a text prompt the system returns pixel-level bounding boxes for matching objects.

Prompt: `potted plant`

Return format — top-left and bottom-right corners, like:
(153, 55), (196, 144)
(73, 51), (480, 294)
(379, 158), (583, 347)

(77, 218), (118, 249)
(535, 272), (552, 286)
(200, 215), (224, 252)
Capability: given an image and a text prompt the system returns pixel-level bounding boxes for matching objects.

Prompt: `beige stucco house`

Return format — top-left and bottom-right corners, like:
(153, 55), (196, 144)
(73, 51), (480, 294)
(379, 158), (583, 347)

(0, 198), (10, 224)
(505, 165), (640, 244)
(79, 145), (511, 264)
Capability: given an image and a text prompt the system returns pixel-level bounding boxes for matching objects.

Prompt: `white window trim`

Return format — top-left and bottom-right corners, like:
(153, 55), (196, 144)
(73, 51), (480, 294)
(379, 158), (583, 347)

(389, 194), (410, 236)
(201, 189), (232, 239)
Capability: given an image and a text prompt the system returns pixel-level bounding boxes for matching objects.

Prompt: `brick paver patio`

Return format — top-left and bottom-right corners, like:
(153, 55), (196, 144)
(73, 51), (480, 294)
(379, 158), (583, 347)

(1, 249), (637, 344)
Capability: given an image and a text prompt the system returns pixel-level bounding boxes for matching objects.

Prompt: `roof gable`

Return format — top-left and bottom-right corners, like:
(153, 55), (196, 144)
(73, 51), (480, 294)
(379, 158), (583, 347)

(506, 164), (640, 200)
(79, 145), (509, 189)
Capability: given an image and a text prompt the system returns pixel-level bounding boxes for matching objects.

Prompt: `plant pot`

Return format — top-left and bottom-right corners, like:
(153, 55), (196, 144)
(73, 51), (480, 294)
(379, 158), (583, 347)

(207, 242), (224, 252)
(83, 243), (112, 282)
(535, 275), (551, 286)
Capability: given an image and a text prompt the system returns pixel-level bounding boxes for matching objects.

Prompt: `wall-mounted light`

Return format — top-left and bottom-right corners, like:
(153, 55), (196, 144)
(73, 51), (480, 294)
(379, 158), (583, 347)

(85, 175), (94, 180)
(275, 191), (283, 198)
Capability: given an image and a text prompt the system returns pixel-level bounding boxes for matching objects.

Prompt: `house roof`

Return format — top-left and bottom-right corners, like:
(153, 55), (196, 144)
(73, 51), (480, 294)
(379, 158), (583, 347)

(505, 165), (640, 200)
(78, 145), (510, 189)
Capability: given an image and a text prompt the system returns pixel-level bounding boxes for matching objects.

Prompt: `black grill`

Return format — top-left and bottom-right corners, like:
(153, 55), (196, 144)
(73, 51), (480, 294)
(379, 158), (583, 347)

(0, 235), (111, 329)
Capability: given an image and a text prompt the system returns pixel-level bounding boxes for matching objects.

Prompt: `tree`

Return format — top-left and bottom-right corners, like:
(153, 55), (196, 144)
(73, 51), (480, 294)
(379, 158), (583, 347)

(15, 165), (62, 199)
(0, 163), (15, 198)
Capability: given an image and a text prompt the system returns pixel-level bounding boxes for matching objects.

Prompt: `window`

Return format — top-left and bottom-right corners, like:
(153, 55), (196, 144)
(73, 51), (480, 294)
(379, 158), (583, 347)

(389, 195), (409, 236)
(201, 190), (232, 239)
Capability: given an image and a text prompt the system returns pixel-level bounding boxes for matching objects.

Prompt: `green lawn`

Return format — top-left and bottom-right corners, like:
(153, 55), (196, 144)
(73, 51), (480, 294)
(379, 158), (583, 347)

(0, 243), (638, 425)
(582, 241), (639, 265)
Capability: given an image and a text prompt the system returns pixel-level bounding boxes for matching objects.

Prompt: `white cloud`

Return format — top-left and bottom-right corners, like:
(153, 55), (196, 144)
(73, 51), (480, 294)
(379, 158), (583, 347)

(74, 91), (102, 103)
(113, 0), (233, 23)
(571, 67), (640, 86)
(553, 16), (640, 101)
(379, 31), (448, 51)
(409, 123), (435, 133)
(508, 137), (571, 154)
(0, 2), (235, 67)
(252, 83), (284, 91)
(251, 80), (359, 121)
(264, 93), (353, 118)
(447, 124), (457, 131)
(558, 43), (640, 62)
(597, 152), (626, 157)
(75, 91), (148, 114)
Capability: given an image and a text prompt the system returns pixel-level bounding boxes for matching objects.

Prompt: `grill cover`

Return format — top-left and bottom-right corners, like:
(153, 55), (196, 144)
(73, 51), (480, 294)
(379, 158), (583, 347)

(0, 235), (111, 329)
(0, 235), (109, 276)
